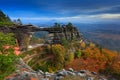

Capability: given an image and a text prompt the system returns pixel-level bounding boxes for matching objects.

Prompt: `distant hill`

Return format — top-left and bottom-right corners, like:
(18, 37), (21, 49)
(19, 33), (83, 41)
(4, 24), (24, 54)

(75, 23), (120, 52)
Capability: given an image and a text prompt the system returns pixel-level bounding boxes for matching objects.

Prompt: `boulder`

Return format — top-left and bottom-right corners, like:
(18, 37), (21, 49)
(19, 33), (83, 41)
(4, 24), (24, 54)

(68, 68), (74, 72)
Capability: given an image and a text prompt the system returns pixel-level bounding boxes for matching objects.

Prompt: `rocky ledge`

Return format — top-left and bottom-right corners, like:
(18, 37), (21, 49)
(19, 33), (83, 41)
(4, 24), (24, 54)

(6, 58), (107, 80)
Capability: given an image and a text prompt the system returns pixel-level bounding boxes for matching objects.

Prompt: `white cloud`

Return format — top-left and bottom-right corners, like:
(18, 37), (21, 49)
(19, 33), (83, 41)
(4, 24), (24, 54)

(11, 13), (120, 23)
(97, 14), (120, 19)
(84, 5), (120, 13)
(74, 13), (120, 19)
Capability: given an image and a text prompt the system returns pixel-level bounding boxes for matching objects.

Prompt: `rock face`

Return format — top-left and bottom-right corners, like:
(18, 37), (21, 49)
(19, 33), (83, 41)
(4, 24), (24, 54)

(50, 25), (82, 44)
(6, 58), (107, 80)
(0, 24), (82, 51)
(0, 25), (35, 51)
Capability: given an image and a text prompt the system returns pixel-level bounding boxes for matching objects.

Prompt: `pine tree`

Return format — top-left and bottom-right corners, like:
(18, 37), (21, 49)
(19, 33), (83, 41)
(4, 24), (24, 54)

(66, 22), (73, 31)
(17, 18), (22, 25)
(6, 15), (11, 21)
(0, 10), (6, 21)
(0, 10), (13, 26)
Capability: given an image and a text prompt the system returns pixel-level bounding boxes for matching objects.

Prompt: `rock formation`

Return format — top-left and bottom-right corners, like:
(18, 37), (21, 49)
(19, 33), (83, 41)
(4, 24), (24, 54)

(0, 23), (82, 51)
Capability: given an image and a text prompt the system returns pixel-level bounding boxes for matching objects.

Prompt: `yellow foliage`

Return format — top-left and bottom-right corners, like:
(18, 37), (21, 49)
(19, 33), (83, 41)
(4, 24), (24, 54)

(68, 51), (74, 62)
(89, 43), (95, 47)
(80, 42), (86, 48)
(52, 44), (65, 69)
(111, 55), (120, 73)
(47, 45), (51, 50)
(48, 67), (56, 73)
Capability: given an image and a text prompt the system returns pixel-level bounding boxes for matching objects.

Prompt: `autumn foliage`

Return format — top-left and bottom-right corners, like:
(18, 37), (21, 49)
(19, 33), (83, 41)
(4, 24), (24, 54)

(44, 42), (120, 79)
(52, 44), (65, 70)
(65, 42), (120, 79)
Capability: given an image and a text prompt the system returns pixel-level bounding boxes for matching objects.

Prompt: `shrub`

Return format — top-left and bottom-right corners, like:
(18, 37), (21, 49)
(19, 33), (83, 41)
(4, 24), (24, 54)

(66, 51), (74, 62)
(0, 21), (13, 26)
(61, 38), (68, 48)
(52, 44), (65, 69)
(0, 53), (17, 79)
(75, 49), (81, 58)
(105, 55), (120, 79)
(0, 32), (17, 79)
(0, 32), (16, 53)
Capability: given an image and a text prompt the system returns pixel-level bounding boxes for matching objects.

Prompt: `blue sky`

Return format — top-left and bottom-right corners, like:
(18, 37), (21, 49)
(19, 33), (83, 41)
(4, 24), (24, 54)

(0, 0), (120, 24)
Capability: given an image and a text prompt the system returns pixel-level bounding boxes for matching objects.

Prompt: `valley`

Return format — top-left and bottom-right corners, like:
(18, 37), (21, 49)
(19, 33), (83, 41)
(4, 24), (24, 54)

(76, 23), (120, 52)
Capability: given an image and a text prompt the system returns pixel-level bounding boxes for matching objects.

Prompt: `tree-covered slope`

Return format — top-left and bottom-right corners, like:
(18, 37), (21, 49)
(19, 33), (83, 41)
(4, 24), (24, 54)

(0, 10), (13, 26)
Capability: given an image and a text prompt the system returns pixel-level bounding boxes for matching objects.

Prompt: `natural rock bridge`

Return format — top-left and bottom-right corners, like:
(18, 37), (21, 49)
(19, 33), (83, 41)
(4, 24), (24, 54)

(0, 24), (81, 51)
